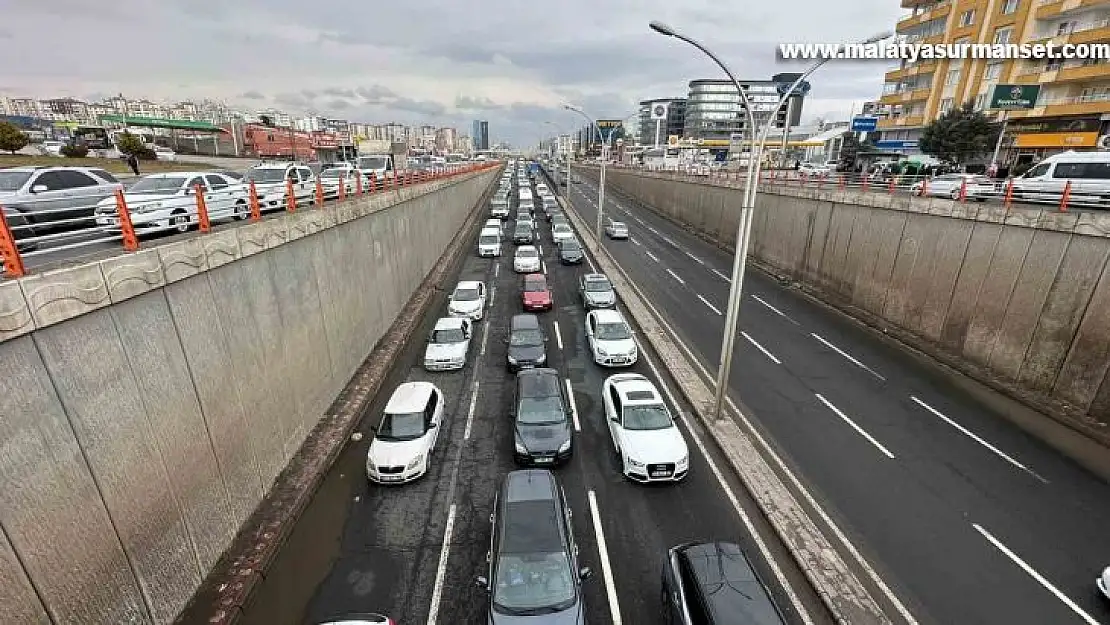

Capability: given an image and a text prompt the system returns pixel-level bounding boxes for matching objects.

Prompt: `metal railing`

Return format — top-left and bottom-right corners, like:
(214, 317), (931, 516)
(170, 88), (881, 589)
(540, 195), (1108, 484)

(0, 163), (500, 279)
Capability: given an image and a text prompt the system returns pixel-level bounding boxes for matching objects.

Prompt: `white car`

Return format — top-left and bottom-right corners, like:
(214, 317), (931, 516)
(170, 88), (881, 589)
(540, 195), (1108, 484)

(153, 145), (177, 162)
(798, 162), (831, 176)
(484, 218), (503, 233)
(602, 373), (689, 483)
(94, 171), (250, 233)
(447, 280), (487, 320)
(319, 166), (360, 199)
(910, 173), (996, 201)
(1098, 565), (1109, 600)
(586, 309), (638, 367)
(552, 223), (574, 244)
(244, 162), (317, 209)
(423, 317), (472, 371)
(478, 227), (502, 257)
(514, 245), (542, 273)
(365, 382), (444, 484)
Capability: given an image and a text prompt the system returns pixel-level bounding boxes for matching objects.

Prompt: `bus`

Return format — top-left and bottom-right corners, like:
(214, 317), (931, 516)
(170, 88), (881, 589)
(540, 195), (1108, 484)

(71, 126), (112, 150)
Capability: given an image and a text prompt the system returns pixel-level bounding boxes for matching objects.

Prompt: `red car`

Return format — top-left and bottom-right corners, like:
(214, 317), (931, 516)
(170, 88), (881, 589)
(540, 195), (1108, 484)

(522, 273), (553, 311)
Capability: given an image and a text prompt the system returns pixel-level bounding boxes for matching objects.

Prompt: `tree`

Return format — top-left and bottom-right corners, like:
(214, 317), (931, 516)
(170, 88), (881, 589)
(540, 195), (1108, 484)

(60, 143), (89, 158)
(918, 101), (999, 166)
(114, 131), (157, 160)
(0, 121), (29, 154)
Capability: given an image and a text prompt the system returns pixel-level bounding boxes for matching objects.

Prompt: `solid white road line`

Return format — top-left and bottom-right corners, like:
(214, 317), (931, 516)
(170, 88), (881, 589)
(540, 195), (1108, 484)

(815, 394), (896, 459)
(697, 294), (722, 315)
(741, 331), (782, 365)
(645, 251), (660, 262)
(711, 267), (731, 282)
(666, 268), (685, 285)
(751, 294), (797, 324)
(910, 396), (1047, 482)
(587, 491), (623, 625)
(553, 321), (564, 350)
(565, 378), (581, 432)
(972, 524), (1100, 625)
(810, 333), (886, 381)
(635, 339), (815, 625)
(685, 251), (704, 264)
(463, 381), (480, 440)
(425, 503), (457, 625)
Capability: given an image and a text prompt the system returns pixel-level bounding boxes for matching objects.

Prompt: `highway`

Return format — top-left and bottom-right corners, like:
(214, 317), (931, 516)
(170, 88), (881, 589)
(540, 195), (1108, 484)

(228, 170), (830, 625)
(560, 167), (1110, 625)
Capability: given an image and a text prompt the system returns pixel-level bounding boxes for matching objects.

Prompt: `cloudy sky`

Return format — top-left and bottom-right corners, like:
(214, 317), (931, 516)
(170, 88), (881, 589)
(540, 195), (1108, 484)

(0, 0), (902, 146)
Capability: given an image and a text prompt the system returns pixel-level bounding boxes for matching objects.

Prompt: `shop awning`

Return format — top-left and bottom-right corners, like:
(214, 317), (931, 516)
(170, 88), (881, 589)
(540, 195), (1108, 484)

(97, 114), (227, 133)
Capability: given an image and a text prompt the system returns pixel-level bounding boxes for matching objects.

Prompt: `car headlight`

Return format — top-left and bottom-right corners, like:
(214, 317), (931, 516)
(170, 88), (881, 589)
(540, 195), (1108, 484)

(508, 355), (518, 364)
(406, 454), (424, 470)
(626, 457), (645, 469)
(558, 440), (571, 453)
(596, 346), (608, 356)
(677, 455), (689, 468)
(515, 441), (527, 454)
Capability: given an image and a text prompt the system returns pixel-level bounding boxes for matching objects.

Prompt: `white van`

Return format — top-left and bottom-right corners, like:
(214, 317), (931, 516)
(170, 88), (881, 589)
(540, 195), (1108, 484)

(518, 190), (535, 212)
(477, 227), (502, 257)
(1012, 150), (1110, 205)
(491, 197), (510, 219)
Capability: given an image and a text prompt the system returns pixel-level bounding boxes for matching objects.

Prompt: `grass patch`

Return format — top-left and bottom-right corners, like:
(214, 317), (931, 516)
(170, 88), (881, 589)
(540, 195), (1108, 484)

(0, 155), (221, 175)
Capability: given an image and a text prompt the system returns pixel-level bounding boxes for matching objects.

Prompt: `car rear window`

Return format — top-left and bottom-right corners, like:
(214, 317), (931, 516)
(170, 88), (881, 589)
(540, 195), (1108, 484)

(90, 169), (119, 183)
(624, 390), (655, 401)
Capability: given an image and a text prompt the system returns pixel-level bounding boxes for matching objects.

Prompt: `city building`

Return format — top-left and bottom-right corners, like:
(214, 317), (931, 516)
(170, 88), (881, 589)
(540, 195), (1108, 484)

(879, 0), (1110, 164)
(637, 98), (687, 146)
(683, 77), (805, 147)
(472, 120), (490, 151)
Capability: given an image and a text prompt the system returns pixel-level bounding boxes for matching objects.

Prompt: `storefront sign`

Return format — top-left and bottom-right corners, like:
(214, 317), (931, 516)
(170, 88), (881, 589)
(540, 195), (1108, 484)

(311, 132), (338, 148)
(989, 84), (1040, 110)
(1007, 117), (1101, 134)
(1013, 132), (1099, 148)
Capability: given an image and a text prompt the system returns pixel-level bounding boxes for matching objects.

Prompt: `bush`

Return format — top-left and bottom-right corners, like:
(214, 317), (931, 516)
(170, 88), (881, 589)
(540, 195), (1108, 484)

(115, 131), (158, 160)
(60, 143), (89, 158)
(0, 121), (30, 153)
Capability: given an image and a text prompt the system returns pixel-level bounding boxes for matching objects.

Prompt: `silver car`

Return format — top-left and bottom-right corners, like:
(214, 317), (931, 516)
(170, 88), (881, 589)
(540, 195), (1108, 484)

(605, 220), (629, 239)
(0, 166), (123, 243)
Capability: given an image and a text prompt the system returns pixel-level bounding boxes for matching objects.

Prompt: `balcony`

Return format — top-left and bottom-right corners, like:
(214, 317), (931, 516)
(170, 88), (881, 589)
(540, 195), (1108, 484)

(897, 2), (952, 31)
(1028, 17), (1110, 42)
(1013, 91), (1110, 116)
(902, 0), (945, 8)
(1057, 61), (1110, 81)
(877, 115), (926, 129)
(1036, 0), (1110, 20)
(885, 60), (939, 81)
(1010, 59), (1110, 83)
(879, 87), (933, 105)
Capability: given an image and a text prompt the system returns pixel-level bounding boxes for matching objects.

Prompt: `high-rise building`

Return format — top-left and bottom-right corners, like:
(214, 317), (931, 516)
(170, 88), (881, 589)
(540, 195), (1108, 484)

(879, 0), (1110, 163)
(638, 98), (687, 145)
(683, 77), (804, 145)
(471, 120), (490, 151)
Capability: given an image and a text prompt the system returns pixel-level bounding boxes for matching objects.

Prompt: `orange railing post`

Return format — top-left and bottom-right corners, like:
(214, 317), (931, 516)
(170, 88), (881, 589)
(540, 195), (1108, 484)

(286, 179), (297, 212)
(1059, 180), (1072, 212)
(958, 178), (968, 202)
(888, 178), (895, 194)
(194, 184), (211, 233)
(315, 179), (325, 206)
(862, 176), (869, 192)
(339, 174), (347, 202)
(0, 204), (26, 279)
(369, 175), (377, 193)
(114, 189), (139, 252)
(248, 181), (262, 221)
(838, 174), (845, 190)
(1003, 178), (1013, 207)
(921, 178), (928, 197)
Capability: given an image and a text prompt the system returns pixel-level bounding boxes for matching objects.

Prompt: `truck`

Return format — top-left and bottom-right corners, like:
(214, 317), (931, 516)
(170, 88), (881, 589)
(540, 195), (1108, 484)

(354, 140), (408, 182)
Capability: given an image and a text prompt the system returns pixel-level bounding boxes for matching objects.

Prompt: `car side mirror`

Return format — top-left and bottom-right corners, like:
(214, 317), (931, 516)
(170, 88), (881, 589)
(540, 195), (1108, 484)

(428, 422), (438, 428)
(579, 567), (593, 580)
(31, 184), (47, 193)
(476, 576), (489, 589)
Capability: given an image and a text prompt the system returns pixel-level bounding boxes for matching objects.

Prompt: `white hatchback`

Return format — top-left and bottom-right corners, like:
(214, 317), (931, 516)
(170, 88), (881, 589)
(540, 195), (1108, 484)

(423, 317), (472, 371)
(366, 382), (444, 484)
(514, 245), (542, 273)
(447, 281), (487, 321)
(586, 309), (637, 367)
(602, 373), (689, 482)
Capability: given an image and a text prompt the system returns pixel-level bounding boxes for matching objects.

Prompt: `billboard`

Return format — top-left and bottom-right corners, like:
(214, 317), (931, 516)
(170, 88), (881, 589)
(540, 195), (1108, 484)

(989, 84), (1040, 110)
(596, 119), (625, 143)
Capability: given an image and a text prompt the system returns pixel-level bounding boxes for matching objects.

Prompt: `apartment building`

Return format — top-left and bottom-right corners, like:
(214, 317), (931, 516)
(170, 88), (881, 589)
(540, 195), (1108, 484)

(880, 0), (1110, 163)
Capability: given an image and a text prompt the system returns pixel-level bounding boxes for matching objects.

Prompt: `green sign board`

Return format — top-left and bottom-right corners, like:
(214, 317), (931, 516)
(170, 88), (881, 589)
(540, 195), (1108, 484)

(989, 84), (1041, 110)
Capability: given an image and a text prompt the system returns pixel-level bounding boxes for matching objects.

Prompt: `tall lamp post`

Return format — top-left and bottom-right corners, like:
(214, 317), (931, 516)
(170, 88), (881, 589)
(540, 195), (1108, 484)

(649, 21), (892, 421)
(563, 103), (609, 242)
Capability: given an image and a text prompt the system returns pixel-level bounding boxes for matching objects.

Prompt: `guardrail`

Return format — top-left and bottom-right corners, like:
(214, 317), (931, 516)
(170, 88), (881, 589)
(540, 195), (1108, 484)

(0, 163), (500, 279)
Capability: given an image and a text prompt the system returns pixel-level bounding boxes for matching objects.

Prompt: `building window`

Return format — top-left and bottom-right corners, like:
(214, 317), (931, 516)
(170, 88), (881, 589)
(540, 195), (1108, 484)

(994, 27), (1013, 44)
(946, 68), (961, 85)
(939, 98), (954, 113)
(1056, 21), (1076, 36)
(974, 93), (987, 110)
(1046, 57), (1064, 71)
(984, 62), (1003, 81)
(1001, 0), (1019, 14)
(959, 10), (975, 26)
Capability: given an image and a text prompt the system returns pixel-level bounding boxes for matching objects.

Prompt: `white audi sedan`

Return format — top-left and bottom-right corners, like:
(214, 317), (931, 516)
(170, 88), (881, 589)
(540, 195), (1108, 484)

(586, 309), (637, 367)
(514, 245), (542, 273)
(366, 382), (444, 484)
(423, 317), (472, 371)
(447, 280), (487, 321)
(601, 373), (689, 482)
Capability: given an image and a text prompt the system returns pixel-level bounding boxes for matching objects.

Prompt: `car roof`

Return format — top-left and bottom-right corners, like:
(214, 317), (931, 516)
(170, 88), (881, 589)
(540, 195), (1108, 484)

(517, 368), (560, 397)
(674, 542), (785, 625)
(583, 273), (609, 282)
(516, 245), (537, 253)
(433, 317), (466, 331)
(503, 469), (557, 503)
(511, 313), (540, 330)
(141, 171), (226, 178)
(591, 309), (625, 324)
(480, 227), (500, 235)
(384, 381), (436, 413)
(524, 273), (546, 283)
(456, 280), (483, 290)
(610, 374), (661, 403)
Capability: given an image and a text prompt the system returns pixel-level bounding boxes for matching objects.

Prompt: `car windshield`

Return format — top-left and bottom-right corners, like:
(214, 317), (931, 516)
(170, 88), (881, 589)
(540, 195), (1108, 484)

(554, 226), (571, 233)
(454, 288), (480, 301)
(245, 168), (287, 183)
(622, 404), (673, 430)
(376, 411), (426, 441)
(611, 223), (626, 230)
(515, 226), (531, 234)
(585, 279), (611, 292)
(524, 280), (546, 292)
(0, 171), (33, 191)
(493, 552), (576, 613)
(431, 328), (465, 343)
(518, 395), (566, 425)
(517, 249), (537, 258)
(480, 235), (499, 245)
(596, 322), (631, 340)
(128, 176), (187, 193)
(319, 169), (346, 179)
(561, 241), (580, 251)
(511, 329), (542, 347)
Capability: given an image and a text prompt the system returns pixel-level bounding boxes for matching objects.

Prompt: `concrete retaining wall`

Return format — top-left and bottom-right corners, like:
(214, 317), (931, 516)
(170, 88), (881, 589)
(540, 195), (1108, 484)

(591, 167), (1110, 441)
(0, 169), (498, 624)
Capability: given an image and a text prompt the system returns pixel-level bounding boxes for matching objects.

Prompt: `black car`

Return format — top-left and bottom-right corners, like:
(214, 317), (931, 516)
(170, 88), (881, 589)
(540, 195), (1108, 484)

(478, 470), (591, 624)
(557, 239), (584, 265)
(512, 223), (533, 244)
(661, 542), (787, 625)
(511, 368), (572, 465)
(507, 313), (547, 371)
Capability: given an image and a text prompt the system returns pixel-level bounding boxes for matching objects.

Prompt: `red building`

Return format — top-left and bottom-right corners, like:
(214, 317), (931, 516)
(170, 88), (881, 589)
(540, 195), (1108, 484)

(243, 123), (316, 159)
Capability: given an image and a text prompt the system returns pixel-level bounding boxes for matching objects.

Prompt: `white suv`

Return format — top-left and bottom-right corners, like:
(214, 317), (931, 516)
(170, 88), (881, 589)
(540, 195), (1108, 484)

(477, 227), (502, 257)
(243, 162), (317, 209)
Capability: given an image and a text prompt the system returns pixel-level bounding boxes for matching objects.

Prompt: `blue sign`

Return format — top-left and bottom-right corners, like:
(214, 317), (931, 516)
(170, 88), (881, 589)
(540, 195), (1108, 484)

(851, 116), (878, 132)
(775, 80), (811, 97)
(874, 139), (918, 150)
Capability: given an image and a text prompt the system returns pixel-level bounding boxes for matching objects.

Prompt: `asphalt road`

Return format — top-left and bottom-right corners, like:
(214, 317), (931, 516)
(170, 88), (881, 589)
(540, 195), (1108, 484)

(232, 171), (831, 625)
(561, 168), (1110, 625)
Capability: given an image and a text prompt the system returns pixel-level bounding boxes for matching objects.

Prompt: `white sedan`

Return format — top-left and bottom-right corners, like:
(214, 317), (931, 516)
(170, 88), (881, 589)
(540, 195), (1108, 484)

(514, 246), (542, 273)
(94, 171), (249, 233)
(601, 373), (689, 482)
(586, 309), (637, 367)
(423, 317), (472, 371)
(1098, 565), (1109, 600)
(365, 382), (444, 484)
(552, 223), (574, 244)
(447, 280), (487, 321)
(910, 173), (996, 201)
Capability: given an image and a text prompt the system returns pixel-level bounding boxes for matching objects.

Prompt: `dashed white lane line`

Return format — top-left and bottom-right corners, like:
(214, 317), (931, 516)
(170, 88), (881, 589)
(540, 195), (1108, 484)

(553, 320), (564, 350)
(587, 491), (623, 625)
(463, 380), (480, 440)
(565, 378), (581, 432)
(631, 238), (642, 246)
(645, 251), (660, 262)
(910, 396), (1047, 483)
(697, 294), (722, 315)
(814, 393), (896, 459)
(488, 286), (495, 310)
(494, 263), (500, 278)
(810, 333), (886, 381)
(973, 524), (1100, 625)
(479, 321), (491, 356)
(666, 268), (685, 285)
(741, 331), (782, 365)
(751, 294), (797, 324)
(711, 267), (731, 282)
(685, 251), (704, 264)
(661, 235), (677, 247)
(425, 503), (457, 625)
(542, 261), (547, 275)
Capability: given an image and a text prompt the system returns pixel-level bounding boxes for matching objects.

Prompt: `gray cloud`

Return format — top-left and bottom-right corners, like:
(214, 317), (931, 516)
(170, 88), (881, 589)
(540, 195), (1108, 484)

(355, 85), (398, 104)
(326, 98), (351, 110)
(273, 92), (312, 107)
(240, 90), (266, 100)
(321, 87), (355, 98)
(455, 95), (503, 111)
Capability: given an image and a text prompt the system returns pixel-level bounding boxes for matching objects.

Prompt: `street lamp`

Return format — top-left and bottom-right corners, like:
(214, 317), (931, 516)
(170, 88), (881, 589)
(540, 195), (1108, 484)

(563, 103), (609, 242)
(649, 21), (892, 421)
